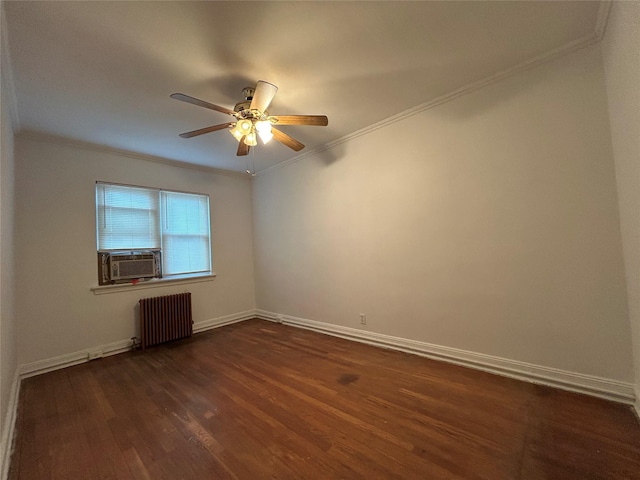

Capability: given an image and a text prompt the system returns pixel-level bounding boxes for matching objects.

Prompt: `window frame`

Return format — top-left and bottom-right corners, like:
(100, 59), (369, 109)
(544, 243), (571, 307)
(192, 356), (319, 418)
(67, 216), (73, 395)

(95, 181), (214, 284)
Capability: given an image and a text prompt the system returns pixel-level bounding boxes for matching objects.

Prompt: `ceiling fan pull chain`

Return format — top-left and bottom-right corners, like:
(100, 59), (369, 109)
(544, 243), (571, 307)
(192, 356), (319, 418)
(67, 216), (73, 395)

(245, 147), (256, 176)
(252, 153), (256, 177)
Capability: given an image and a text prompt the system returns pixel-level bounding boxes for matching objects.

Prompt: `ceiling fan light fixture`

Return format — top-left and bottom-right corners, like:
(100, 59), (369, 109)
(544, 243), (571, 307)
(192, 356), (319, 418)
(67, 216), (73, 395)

(255, 120), (273, 143)
(229, 124), (244, 141)
(237, 119), (252, 134)
(258, 130), (273, 144)
(255, 120), (271, 133)
(244, 130), (258, 146)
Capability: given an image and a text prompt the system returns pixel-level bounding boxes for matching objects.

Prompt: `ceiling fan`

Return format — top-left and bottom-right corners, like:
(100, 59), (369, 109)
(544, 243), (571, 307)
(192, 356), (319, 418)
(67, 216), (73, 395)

(171, 81), (328, 156)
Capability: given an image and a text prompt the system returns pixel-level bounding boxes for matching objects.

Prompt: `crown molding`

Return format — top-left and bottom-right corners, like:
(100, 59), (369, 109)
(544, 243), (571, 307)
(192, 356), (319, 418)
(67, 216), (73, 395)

(0, 2), (20, 131)
(16, 130), (249, 178)
(594, 0), (613, 40)
(256, 7), (611, 178)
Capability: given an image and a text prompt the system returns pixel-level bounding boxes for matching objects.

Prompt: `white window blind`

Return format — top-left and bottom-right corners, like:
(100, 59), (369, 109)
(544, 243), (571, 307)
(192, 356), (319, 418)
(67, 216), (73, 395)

(96, 183), (160, 250)
(161, 191), (211, 275)
(96, 182), (212, 277)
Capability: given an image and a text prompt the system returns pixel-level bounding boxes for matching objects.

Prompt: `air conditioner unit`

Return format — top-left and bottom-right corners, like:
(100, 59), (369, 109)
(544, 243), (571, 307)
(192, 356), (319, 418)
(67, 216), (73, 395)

(98, 250), (162, 285)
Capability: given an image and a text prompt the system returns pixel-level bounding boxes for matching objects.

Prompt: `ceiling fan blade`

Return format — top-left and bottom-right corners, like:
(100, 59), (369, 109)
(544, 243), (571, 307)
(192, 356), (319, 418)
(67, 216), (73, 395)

(271, 127), (305, 151)
(170, 93), (235, 115)
(270, 115), (328, 126)
(250, 81), (278, 113)
(178, 122), (234, 139)
(237, 136), (250, 156)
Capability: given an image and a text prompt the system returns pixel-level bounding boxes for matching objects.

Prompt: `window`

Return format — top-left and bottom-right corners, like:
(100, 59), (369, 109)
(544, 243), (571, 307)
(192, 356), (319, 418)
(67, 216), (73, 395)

(96, 182), (212, 279)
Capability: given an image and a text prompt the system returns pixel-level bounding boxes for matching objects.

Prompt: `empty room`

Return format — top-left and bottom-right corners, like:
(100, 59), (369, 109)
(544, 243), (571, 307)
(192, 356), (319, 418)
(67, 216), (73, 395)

(1, 1), (639, 479)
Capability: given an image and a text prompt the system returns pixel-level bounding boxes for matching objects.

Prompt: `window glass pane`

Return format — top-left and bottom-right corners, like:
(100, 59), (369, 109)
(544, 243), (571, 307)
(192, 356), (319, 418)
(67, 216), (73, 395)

(161, 191), (211, 275)
(163, 235), (211, 275)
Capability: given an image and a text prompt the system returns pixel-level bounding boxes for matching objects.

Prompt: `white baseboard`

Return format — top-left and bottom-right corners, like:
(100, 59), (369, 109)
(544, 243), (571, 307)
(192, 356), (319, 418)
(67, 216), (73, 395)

(193, 310), (256, 334)
(1, 370), (20, 480)
(19, 310), (258, 378)
(19, 338), (133, 379)
(256, 309), (636, 405)
(255, 310), (279, 322)
(634, 391), (640, 421)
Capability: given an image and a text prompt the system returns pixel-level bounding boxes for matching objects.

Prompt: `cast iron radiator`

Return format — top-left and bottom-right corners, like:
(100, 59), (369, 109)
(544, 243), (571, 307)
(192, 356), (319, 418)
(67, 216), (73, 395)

(139, 292), (193, 349)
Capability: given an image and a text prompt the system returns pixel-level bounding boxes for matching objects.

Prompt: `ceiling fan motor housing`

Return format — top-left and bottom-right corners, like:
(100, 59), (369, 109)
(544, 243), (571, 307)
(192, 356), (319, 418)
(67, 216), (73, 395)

(234, 87), (255, 117)
(233, 100), (252, 115)
(241, 87), (255, 100)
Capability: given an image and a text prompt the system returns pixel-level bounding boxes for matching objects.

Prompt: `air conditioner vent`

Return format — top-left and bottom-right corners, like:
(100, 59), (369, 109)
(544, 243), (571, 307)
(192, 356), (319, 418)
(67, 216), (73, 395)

(115, 259), (155, 278)
(97, 250), (162, 285)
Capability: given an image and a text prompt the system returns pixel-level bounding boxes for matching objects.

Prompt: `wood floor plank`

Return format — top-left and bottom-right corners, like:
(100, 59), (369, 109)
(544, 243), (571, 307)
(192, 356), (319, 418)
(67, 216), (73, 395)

(68, 368), (134, 480)
(8, 320), (640, 479)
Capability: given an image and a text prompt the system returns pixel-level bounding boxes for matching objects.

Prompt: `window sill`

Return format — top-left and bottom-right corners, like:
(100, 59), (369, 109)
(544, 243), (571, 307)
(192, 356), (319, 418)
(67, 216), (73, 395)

(91, 273), (217, 295)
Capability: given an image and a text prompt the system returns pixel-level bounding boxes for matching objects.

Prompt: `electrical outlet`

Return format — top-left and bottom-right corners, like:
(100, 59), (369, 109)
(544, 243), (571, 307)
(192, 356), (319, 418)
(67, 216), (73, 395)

(360, 313), (367, 325)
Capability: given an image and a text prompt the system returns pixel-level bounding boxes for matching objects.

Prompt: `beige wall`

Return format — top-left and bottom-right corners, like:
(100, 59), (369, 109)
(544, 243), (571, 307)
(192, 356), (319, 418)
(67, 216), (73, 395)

(15, 137), (256, 365)
(0, 6), (17, 465)
(253, 44), (633, 382)
(602, 1), (640, 410)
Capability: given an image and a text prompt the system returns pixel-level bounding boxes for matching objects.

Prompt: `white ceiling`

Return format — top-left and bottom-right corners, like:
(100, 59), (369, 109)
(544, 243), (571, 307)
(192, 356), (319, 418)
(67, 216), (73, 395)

(4, 1), (604, 174)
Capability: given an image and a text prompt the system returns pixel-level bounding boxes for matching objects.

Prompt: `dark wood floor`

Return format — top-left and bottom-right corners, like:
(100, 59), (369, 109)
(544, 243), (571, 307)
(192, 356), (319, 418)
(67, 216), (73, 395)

(8, 319), (640, 479)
